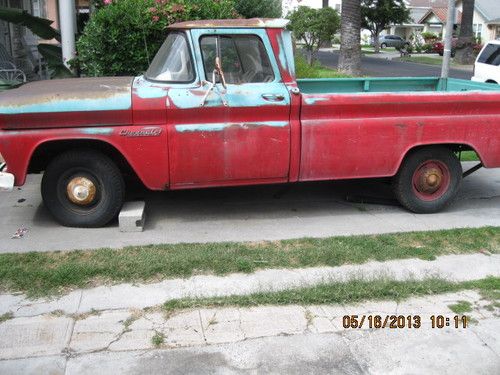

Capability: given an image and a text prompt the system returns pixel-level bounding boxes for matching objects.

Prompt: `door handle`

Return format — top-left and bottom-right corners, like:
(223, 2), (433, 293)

(261, 94), (285, 102)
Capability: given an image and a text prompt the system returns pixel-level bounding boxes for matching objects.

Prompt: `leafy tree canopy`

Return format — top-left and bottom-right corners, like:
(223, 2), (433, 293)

(287, 6), (340, 65)
(234, 0), (282, 19)
(361, 0), (409, 37)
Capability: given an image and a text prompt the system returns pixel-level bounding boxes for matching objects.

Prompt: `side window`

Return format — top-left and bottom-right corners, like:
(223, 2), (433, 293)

(478, 44), (500, 66)
(146, 32), (195, 82)
(200, 35), (275, 84)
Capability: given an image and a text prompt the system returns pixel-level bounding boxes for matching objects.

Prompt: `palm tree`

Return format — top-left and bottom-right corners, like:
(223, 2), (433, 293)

(338, 0), (362, 76)
(455, 0), (475, 65)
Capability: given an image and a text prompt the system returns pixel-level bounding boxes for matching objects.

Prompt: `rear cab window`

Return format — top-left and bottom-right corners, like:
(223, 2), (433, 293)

(478, 43), (500, 66)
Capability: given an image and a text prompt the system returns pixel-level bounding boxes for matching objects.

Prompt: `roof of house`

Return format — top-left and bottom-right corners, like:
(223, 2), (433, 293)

(406, 0), (447, 7)
(168, 18), (289, 29)
(475, 0), (500, 23)
(419, 7), (462, 24)
(408, 7), (429, 24)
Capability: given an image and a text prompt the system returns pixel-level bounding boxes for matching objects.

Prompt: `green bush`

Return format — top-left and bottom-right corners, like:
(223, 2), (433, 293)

(234, 0), (282, 18)
(76, 0), (237, 76)
(422, 43), (434, 53)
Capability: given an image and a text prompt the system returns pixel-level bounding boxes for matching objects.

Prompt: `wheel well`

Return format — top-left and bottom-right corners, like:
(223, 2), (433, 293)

(400, 143), (480, 167)
(486, 80), (498, 84)
(28, 139), (143, 186)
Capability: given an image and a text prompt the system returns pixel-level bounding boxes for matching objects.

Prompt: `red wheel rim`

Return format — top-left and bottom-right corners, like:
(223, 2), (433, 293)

(412, 160), (450, 201)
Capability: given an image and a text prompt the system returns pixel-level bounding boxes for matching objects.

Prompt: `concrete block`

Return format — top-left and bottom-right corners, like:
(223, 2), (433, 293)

(200, 308), (244, 344)
(239, 306), (307, 339)
(0, 316), (73, 360)
(161, 310), (205, 347)
(119, 201), (146, 232)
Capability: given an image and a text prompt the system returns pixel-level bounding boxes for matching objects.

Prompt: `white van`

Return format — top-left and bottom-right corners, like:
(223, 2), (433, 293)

(472, 40), (500, 84)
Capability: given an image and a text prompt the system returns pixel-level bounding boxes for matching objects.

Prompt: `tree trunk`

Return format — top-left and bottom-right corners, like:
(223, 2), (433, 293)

(306, 49), (313, 65)
(455, 0), (475, 65)
(338, 0), (362, 76)
(373, 33), (380, 53)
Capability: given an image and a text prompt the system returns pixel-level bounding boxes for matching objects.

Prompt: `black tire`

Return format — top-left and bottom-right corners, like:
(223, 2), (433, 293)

(393, 147), (462, 214)
(381, 43), (387, 49)
(41, 150), (125, 227)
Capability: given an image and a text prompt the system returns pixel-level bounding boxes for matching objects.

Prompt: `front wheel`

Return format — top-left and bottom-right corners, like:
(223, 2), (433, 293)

(393, 147), (462, 213)
(41, 150), (125, 227)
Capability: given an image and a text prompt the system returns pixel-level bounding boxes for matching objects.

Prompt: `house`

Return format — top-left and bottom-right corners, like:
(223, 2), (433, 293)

(418, 7), (462, 38)
(456, 0), (500, 42)
(0, 0), (88, 78)
(398, 0), (500, 43)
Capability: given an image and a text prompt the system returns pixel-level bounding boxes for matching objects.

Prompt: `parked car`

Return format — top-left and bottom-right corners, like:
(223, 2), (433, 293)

(1, 19), (500, 227)
(372, 35), (409, 49)
(432, 38), (458, 57)
(472, 40), (500, 84)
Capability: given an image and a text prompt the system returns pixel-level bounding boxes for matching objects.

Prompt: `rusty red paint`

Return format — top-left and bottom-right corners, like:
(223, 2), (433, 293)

(169, 18), (289, 29)
(0, 21), (499, 198)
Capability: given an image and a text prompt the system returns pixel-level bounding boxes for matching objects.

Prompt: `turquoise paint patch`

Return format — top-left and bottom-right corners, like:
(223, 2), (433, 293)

(304, 97), (329, 105)
(175, 121), (288, 133)
(0, 94), (131, 115)
(169, 82), (290, 109)
(80, 128), (114, 135)
(133, 77), (169, 99)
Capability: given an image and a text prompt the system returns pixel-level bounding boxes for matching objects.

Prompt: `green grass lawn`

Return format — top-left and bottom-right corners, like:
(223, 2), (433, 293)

(460, 151), (480, 162)
(399, 55), (472, 68)
(164, 277), (500, 312)
(295, 56), (350, 79)
(0, 227), (498, 297)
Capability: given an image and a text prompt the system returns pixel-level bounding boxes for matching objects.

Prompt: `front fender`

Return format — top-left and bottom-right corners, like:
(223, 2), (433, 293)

(0, 126), (169, 190)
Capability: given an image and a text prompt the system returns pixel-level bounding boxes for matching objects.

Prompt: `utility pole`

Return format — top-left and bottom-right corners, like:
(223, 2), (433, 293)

(440, 0), (455, 80)
(58, 0), (76, 69)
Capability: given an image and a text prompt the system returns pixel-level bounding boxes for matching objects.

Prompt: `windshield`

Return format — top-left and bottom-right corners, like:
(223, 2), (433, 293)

(145, 32), (195, 82)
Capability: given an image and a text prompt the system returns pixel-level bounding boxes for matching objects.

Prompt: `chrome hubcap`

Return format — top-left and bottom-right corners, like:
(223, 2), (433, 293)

(66, 177), (96, 206)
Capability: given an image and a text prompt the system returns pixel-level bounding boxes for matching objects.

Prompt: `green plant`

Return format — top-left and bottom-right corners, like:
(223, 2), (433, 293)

(287, 6), (340, 65)
(0, 6), (72, 78)
(152, 332), (165, 347)
(421, 31), (437, 42)
(235, 0), (282, 18)
(422, 43), (434, 53)
(76, 0), (238, 76)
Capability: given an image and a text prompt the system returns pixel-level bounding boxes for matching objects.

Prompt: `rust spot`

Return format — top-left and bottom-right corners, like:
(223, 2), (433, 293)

(168, 18), (289, 29)
(0, 77), (133, 107)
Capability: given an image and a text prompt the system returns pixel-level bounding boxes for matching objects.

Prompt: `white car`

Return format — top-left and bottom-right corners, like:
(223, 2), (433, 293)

(472, 40), (500, 84)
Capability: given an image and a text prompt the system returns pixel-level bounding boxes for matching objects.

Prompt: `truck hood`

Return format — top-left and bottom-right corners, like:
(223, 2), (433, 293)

(0, 77), (134, 130)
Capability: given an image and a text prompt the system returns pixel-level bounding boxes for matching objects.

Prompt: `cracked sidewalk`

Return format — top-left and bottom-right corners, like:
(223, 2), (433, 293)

(0, 290), (498, 374)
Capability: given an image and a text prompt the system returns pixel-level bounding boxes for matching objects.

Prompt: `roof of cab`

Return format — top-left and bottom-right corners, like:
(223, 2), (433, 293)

(168, 18), (289, 29)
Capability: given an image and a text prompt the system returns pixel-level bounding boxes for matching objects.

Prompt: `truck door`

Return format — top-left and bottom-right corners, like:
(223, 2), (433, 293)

(167, 28), (291, 188)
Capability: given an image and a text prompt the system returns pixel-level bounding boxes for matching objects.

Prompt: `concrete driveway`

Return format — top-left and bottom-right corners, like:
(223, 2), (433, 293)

(0, 162), (498, 253)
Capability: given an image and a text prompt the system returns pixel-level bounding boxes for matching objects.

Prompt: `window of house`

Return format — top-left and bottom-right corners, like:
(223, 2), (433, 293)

(200, 35), (275, 84)
(473, 24), (483, 41)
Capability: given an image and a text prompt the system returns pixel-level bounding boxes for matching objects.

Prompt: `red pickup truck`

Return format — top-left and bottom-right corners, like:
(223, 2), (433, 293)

(1, 19), (499, 227)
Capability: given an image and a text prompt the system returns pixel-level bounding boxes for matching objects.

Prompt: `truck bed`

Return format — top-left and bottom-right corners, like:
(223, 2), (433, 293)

(297, 77), (500, 94)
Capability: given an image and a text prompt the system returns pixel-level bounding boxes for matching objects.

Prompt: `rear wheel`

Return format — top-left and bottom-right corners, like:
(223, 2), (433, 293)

(393, 147), (462, 213)
(41, 150), (125, 227)
(381, 43), (387, 49)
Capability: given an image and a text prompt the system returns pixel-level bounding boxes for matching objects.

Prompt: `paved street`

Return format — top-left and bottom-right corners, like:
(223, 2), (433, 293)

(317, 50), (473, 79)
(0, 162), (498, 253)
